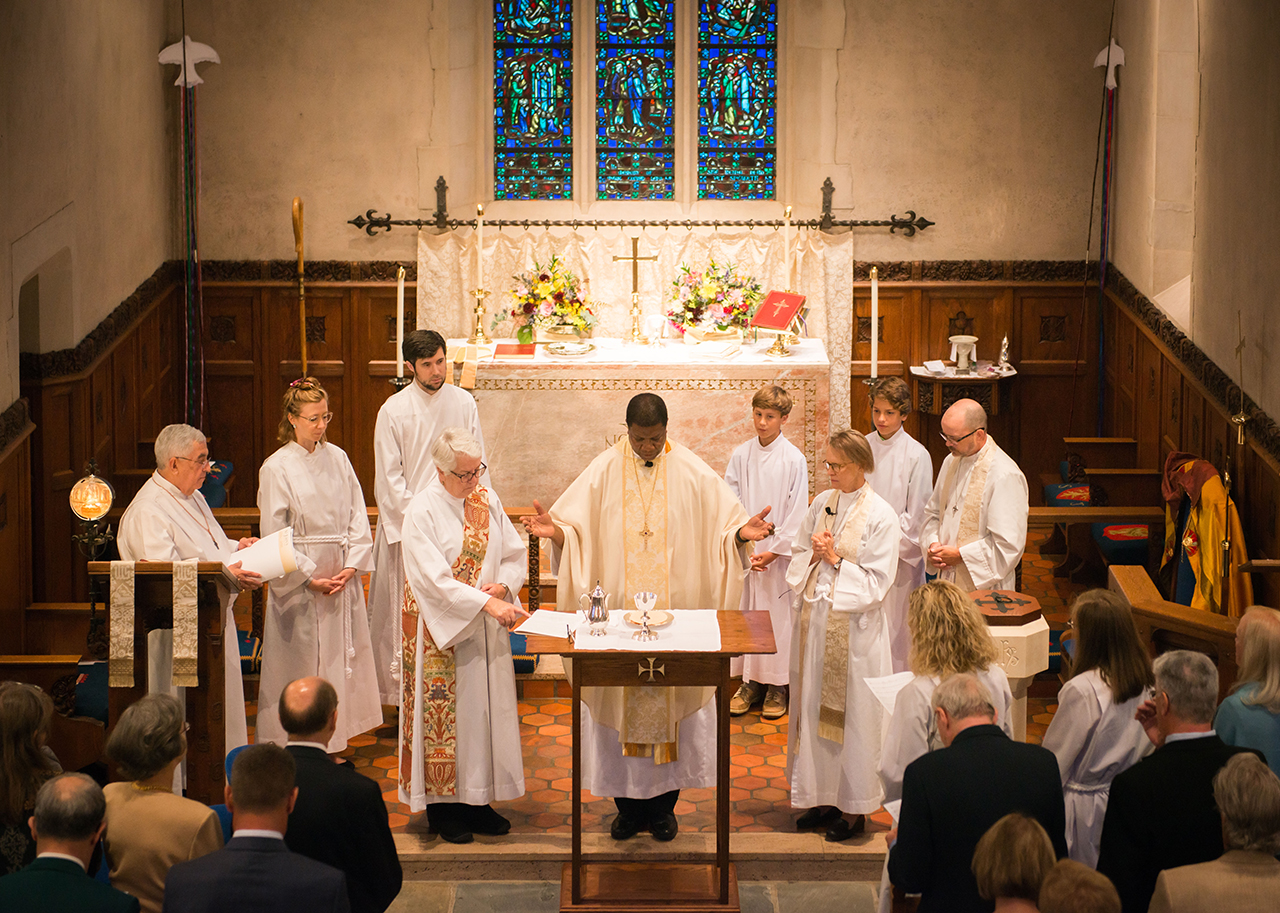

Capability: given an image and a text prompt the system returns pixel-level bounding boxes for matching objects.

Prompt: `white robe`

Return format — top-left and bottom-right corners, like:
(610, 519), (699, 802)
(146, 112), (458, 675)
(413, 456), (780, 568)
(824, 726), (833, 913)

(398, 476), (526, 811)
(368, 381), (486, 703)
(117, 472), (249, 750)
(549, 440), (751, 799)
(724, 434), (809, 685)
(785, 486), (898, 814)
(1041, 669), (1152, 867)
(919, 437), (1028, 592)
(865, 429), (934, 673)
(255, 441), (382, 753)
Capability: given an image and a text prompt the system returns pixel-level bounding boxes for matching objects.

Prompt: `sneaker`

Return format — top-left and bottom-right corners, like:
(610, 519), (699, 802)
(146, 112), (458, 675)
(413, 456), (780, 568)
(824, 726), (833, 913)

(729, 681), (766, 716)
(761, 685), (788, 720)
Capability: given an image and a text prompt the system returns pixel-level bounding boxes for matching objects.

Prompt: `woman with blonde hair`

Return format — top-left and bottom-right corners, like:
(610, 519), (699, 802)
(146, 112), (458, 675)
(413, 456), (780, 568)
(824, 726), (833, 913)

(255, 377), (382, 751)
(1042, 589), (1153, 866)
(878, 580), (1014, 803)
(0, 682), (60, 875)
(1215, 605), (1280, 778)
(972, 813), (1057, 912)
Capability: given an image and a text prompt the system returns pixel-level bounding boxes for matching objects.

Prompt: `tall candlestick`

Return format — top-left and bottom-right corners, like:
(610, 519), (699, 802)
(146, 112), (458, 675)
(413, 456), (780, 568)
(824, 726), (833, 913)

(783, 205), (793, 290)
(475, 203), (485, 291)
(395, 266), (405, 378)
(870, 266), (879, 379)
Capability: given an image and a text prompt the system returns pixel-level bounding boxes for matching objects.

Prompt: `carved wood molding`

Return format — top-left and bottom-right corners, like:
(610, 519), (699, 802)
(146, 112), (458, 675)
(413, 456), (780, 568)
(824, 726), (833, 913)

(202, 260), (418, 283)
(852, 260), (1090, 282)
(0, 398), (33, 455)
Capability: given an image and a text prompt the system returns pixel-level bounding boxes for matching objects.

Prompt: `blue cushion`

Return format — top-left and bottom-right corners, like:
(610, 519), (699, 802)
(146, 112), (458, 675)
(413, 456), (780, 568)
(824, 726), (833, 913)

(1047, 628), (1064, 673)
(199, 460), (233, 508)
(238, 628), (262, 674)
(1060, 460), (1072, 482)
(509, 632), (536, 674)
(74, 660), (109, 723)
(1045, 483), (1090, 507)
(1091, 522), (1151, 565)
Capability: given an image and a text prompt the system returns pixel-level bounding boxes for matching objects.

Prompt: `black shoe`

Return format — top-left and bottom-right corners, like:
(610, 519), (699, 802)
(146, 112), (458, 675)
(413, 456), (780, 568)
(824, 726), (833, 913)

(469, 804), (511, 836)
(650, 813), (678, 842)
(611, 812), (645, 840)
(824, 815), (866, 843)
(427, 805), (475, 844)
(796, 806), (841, 830)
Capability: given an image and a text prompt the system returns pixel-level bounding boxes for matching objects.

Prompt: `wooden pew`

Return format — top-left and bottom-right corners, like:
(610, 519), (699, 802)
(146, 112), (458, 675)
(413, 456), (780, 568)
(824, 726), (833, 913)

(1063, 437), (1138, 469)
(1028, 506), (1165, 582)
(1083, 468), (1163, 507)
(0, 654), (106, 770)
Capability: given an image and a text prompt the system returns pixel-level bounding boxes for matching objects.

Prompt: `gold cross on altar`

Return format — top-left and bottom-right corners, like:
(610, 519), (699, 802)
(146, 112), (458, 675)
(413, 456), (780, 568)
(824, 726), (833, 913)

(613, 236), (657, 301)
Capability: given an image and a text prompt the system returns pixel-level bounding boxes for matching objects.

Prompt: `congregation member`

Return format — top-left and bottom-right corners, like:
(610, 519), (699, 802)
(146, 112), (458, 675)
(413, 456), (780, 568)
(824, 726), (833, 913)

(1147, 752), (1280, 912)
(103, 694), (222, 913)
(369, 329), (487, 704)
(864, 376), (934, 672)
(162, 744), (349, 913)
(1042, 590), (1153, 866)
(118, 423), (262, 751)
(1039, 861), (1121, 913)
(971, 813), (1057, 913)
(879, 581), (1015, 804)
(888, 673), (1067, 913)
(0, 681), (60, 875)
(785, 430), (898, 841)
(726, 385), (809, 720)
(280, 677), (402, 913)
(920, 398), (1028, 591)
(522, 393), (773, 842)
(400, 428), (527, 844)
(1214, 605), (1280, 777)
(256, 378), (382, 753)
(0, 773), (139, 913)
(1097, 650), (1261, 913)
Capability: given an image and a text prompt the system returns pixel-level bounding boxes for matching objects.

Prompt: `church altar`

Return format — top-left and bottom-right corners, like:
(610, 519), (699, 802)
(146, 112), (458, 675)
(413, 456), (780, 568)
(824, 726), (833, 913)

(449, 336), (830, 508)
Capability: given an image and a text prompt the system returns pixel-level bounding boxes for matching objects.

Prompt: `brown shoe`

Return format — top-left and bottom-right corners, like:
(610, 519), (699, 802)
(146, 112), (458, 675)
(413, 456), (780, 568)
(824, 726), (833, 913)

(761, 685), (788, 719)
(730, 681), (765, 715)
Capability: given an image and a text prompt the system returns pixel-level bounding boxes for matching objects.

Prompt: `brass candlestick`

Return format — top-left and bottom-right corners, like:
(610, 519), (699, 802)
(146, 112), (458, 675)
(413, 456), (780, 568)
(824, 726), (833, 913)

(468, 288), (491, 345)
(628, 292), (649, 345)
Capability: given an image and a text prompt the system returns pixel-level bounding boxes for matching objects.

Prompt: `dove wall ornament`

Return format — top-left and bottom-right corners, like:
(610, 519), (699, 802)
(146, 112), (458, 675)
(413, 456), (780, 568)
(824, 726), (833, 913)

(158, 36), (220, 87)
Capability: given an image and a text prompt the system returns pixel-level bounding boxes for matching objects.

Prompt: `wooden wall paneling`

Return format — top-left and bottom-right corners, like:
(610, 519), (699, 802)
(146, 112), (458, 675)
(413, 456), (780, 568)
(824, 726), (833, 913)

(203, 289), (261, 508)
(1160, 356), (1183, 463)
(356, 286), (411, 505)
(0, 432), (34, 652)
(112, 333), (139, 473)
(136, 306), (160, 450)
(850, 286), (912, 432)
(1116, 302), (1138, 431)
(156, 287), (179, 426)
(1134, 332), (1163, 469)
(89, 361), (114, 478)
(1241, 444), (1280, 606)
(28, 384), (83, 602)
(1205, 406), (1231, 476)
(1181, 385), (1205, 461)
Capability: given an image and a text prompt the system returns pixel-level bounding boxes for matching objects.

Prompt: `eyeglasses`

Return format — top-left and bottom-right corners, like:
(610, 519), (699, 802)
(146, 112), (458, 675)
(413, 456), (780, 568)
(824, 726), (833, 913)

(824, 460), (852, 472)
(939, 428), (981, 445)
(451, 463), (487, 483)
(297, 412), (334, 425)
(176, 456), (214, 469)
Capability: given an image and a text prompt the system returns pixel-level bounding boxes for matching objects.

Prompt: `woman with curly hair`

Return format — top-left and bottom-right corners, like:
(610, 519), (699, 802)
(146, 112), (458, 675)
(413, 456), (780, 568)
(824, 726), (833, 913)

(0, 681), (61, 875)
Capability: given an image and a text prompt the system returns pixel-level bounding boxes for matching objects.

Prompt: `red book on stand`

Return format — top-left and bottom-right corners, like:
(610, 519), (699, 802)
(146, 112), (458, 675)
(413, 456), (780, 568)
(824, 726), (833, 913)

(751, 291), (806, 331)
(493, 343), (536, 360)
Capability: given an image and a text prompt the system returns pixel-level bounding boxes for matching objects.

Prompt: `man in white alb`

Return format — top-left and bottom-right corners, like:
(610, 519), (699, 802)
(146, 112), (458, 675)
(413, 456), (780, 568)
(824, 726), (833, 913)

(522, 393), (775, 842)
(368, 329), (487, 704)
(117, 423), (263, 750)
(919, 398), (1028, 592)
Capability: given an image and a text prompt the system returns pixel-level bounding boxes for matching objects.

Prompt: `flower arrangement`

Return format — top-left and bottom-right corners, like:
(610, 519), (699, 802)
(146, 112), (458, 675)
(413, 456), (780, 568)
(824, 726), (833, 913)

(495, 255), (596, 343)
(665, 261), (762, 335)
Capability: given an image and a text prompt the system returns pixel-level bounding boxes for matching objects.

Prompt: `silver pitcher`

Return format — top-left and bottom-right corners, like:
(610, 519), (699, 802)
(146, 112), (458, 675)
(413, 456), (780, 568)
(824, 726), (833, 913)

(579, 580), (611, 636)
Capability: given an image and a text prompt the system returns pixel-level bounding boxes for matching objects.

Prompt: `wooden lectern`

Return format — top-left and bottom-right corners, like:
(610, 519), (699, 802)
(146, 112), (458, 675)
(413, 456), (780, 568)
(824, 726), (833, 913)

(88, 561), (237, 805)
(525, 610), (776, 913)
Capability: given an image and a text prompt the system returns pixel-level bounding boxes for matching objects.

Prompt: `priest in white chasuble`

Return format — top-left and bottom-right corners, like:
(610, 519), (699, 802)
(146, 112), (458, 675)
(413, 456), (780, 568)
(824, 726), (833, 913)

(865, 377), (935, 673)
(522, 393), (776, 842)
(117, 423), (262, 752)
(398, 428), (527, 845)
(370, 329), (488, 705)
(786, 430), (899, 841)
(920, 398), (1028, 592)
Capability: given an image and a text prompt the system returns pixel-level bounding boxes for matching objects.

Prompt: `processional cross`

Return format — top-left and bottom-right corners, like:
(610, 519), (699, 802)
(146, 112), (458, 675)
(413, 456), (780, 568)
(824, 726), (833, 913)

(613, 236), (657, 345)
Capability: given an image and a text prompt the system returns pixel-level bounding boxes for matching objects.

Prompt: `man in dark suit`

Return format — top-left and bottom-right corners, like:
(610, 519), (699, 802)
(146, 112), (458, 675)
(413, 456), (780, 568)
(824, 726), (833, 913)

(0, 773), (139, 913)
(280, 676), (402, 913)
(1097, 650), (1261, 913)
(162, 743), (349, 913)
(888, 672), (1068, 913)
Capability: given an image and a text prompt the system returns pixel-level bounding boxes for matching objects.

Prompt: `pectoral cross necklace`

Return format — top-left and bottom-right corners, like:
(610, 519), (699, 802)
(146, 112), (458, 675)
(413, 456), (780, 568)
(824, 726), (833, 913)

(631, 455), (659, 550)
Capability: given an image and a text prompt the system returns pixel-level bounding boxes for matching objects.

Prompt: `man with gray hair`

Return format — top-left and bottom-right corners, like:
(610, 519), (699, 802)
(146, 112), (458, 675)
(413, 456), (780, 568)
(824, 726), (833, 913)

(119, 423), (263, 753)
(889, 672), (1066, 913)
(0, 773), (139, 912)
(398, 426), (527, 843)
(1148, 752), (1280, 912)
(1097, 650), (1262, 913)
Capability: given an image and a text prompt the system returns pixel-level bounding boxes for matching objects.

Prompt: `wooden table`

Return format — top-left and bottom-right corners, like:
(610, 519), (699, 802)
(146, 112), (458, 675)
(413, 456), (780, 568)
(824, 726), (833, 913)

(524, 610), (776, 913)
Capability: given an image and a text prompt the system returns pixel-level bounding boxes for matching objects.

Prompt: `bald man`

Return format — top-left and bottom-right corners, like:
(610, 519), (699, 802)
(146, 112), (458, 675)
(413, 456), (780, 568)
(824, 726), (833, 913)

(279, 678), (401, 913)
(919, 399), (1028, 592)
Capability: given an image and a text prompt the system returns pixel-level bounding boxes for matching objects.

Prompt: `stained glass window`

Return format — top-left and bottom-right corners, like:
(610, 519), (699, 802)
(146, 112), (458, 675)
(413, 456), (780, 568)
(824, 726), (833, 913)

(697, 0), (776, 199)
(596, 0), (675, 200)
(494, 1), (573, 200)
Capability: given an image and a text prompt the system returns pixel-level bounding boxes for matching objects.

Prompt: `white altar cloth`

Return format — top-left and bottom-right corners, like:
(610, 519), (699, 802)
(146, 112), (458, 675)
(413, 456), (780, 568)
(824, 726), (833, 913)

(568, 609), (722, 652)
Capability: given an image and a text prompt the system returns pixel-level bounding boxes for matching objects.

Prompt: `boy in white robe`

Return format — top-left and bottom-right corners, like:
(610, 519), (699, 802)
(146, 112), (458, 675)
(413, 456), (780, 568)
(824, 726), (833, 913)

(398, 428), (527, 844)
(864, 377), (934, 673)
(920, 398), (1028, 591)
(726, 385), (809, 719)
(369, 329), (488, 704)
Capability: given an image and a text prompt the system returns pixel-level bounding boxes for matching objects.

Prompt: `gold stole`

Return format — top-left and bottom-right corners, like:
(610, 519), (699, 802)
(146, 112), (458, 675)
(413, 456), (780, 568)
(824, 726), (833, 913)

(938, 439), (999, 593)
(400, 488), (490, 798)
(795, 487), (875, 745)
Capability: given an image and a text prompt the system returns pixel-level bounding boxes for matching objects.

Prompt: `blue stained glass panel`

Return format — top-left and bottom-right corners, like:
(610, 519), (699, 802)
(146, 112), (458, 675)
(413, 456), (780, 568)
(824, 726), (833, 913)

(698, 0), (776, 199)
(495, 0), (573, 200)
(596, 0), (675, 200)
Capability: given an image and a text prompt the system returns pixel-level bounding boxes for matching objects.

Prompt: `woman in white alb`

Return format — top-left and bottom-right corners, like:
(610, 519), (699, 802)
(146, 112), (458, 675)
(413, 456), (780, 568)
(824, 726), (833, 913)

(256, 378), (383, 752)
(1042, 588), (1153, 866)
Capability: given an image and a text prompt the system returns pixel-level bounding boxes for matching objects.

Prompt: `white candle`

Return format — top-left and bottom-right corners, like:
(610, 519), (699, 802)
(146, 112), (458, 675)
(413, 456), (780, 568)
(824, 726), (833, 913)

(396, 265), (406, 378)
(870, 266), (879, 379)
(475, 203), (485, 291)
(783, 205), (793, 290)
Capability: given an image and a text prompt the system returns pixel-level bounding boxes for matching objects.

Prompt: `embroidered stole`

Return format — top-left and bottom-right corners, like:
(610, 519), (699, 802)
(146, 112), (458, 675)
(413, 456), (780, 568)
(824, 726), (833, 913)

(400, 488), (490, 798)
(795, 487), (875, 745)
(938, 440), (999, 592)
